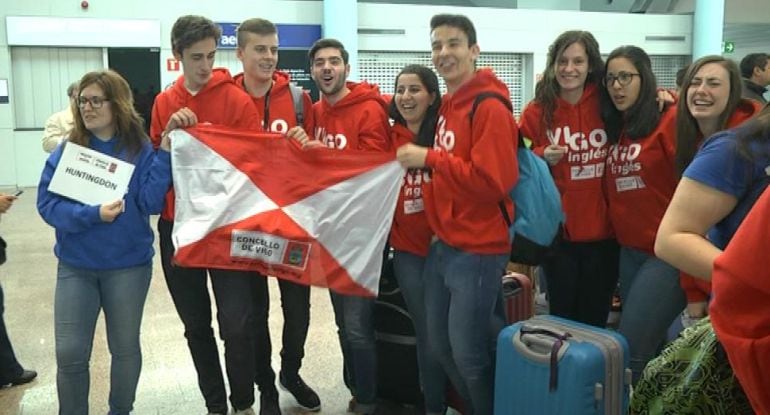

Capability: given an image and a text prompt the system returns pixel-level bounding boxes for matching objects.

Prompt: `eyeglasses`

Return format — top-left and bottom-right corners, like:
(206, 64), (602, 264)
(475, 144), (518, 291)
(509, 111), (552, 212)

(605, 72), (640, 87)
(77, 96), (109, 109)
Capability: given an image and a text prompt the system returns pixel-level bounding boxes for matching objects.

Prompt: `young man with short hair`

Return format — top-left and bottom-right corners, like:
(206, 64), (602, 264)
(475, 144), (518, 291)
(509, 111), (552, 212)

(150, 14), (262, 415)
(397, 14), (519, 415)
(305, 38), (390, 415)
(234, 17), (319, 415)
(740, 53), (770, 104)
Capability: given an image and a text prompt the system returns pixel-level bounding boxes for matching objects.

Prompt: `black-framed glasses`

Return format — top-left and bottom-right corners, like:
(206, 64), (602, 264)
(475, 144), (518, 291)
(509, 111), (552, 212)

(77, 96), (109, 109)
(605, 72), (640, 87)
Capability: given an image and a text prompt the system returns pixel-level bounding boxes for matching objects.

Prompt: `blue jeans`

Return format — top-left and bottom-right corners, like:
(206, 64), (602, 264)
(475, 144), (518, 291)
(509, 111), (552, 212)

(55, 261), (152, 415)
(423, 241), (507, 415)
(330, 291), (377, 413)
(617, 246), (686, 384)
(393, 250), (447, 414)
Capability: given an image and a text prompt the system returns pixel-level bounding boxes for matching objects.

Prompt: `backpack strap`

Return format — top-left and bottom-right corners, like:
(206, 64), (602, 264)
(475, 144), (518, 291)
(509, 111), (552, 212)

(288, 82), (305, 126)
(468, 92), (519, 229)
(469, 92), (513, 123)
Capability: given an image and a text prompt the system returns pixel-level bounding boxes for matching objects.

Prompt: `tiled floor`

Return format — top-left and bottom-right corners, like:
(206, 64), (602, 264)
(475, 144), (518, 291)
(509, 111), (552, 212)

(0, 188), (426, 415)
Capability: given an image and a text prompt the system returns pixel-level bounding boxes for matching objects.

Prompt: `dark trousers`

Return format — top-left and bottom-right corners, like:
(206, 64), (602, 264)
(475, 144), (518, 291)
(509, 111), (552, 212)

(542, 238), (620, 328)
(158, 218), (256, 412)
(252, 275), (311, 391)
(0, 282), (23, 385)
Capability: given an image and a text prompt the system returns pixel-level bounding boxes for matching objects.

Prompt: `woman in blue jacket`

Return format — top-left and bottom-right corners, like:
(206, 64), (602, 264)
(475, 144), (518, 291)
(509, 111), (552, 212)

(37, 69), (171, 415)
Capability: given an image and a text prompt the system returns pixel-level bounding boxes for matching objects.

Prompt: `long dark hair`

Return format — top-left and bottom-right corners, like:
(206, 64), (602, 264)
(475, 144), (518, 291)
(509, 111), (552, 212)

(70, 70), (148, 159)
(735, 104), (770, 162)
(675, 55), (743, 175)
(535, 30), (604, 132)
(388, 64), (441, 147)
(600, 46), (661, 143)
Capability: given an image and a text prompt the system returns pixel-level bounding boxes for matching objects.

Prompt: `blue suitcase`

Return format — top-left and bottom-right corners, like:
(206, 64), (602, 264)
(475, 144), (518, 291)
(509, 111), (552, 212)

(494, 315), (631, 415)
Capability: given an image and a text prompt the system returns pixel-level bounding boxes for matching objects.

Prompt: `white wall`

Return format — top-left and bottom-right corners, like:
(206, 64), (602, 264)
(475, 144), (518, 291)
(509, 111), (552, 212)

(0, 1), (691, 187)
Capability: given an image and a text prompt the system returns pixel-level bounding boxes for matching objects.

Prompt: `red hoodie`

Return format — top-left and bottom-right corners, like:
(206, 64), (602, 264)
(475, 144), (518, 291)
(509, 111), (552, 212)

(710, 186), (770, 415)
(679, 99), (762, 303)
(150, 68), (261, 221)
(605, 106), (677, 254)
(423, 69), (519, 255)
(310, 81), (390, 152)
(233, 70), (314, 132)
(389, 123), (433, 257)
(520, 83), (613, 242)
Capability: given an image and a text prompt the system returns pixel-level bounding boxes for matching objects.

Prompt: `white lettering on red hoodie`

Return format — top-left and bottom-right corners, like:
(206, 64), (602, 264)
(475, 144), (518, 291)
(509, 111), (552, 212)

(423, 69), (519, 255)
(233, 70), (314, 133)
(310, 81), (390, 152)
(520, 83), (613, 242)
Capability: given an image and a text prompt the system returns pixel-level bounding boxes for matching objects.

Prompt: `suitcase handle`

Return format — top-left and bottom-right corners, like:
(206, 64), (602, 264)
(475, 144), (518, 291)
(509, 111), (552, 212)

(515, 326), (572, 391)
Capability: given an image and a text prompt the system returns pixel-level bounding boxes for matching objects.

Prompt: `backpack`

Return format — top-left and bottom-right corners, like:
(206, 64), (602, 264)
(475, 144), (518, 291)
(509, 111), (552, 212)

(470, 92), (564, 265)
(288, 82), (306, 126)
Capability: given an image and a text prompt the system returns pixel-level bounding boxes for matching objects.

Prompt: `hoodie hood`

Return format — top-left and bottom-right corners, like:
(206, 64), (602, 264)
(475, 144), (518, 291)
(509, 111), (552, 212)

(727, 98), (763, 128)
(169, 68), (236, 103)
(321, 81), (389, 114)
(446, 68), (511, 108)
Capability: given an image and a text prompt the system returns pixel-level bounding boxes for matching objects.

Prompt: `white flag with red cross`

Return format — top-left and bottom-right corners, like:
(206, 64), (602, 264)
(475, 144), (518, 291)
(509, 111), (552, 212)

(170, 125), (402, 297)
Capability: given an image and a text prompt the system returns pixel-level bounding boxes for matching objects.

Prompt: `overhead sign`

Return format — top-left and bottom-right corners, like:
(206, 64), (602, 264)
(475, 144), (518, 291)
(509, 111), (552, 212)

(723, 41), (735, 54)
(48, 142), (135, 206)
(216, 23), (321, 49)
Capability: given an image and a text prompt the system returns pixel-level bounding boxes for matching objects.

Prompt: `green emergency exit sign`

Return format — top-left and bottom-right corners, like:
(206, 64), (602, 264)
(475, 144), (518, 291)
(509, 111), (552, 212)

(723, 41), (735, 53)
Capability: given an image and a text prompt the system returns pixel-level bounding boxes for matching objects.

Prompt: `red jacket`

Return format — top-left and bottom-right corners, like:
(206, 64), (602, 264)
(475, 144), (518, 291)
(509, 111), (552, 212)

(233, 70), (314, 132)
(520, 83), (613, 242)
(310, 81), (391, 152)
(389, 124), (433, 257)
(423, 69), (519, 255)
(710, 187), (770, 415)
(150, 68), (261, 221)
(605, 106), (677, 254)
(679, 99), (762, 302)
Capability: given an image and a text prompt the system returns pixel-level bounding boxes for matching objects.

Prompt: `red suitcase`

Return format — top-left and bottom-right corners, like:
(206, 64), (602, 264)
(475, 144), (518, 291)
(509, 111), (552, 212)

(502, 272), (534, 324)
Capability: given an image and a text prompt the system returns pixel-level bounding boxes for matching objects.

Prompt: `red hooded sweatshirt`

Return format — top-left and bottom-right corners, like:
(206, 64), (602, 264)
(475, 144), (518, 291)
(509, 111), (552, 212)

(150, 68), (261, 221)
(605, 106), (678, 254)
(389, 123), (433, 257)
(233, 70), (314, 132)
(679, 99), (762, 303)
(423, 69), (519, 255)
(710, 187), (770, 415)
(520, 83), (613, 242)
(310, 81), (390, 152)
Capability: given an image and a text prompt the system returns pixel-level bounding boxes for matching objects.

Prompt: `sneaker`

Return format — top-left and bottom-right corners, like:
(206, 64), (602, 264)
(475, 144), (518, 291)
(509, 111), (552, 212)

(259, 387), (281, 415)
(279, 372), (321, 411)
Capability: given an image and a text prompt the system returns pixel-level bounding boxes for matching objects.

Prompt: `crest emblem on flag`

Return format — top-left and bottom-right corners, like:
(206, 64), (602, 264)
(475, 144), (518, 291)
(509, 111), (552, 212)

(170, 126), (402, 296)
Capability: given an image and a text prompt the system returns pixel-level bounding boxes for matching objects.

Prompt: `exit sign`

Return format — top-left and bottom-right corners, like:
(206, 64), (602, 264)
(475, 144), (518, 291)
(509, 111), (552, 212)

(723, 41), (735, 53)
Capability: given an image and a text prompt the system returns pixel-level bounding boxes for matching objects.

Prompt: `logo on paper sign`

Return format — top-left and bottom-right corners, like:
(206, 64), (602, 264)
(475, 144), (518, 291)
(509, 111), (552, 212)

(108, 163), (117, 173)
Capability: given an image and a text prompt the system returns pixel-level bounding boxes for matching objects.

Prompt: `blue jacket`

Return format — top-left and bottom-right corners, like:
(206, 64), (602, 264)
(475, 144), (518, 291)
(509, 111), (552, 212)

(37, 137), (171, 270)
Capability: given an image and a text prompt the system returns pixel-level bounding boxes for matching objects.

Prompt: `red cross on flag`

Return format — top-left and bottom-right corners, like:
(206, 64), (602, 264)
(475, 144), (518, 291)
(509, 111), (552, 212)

(170, 125), (402, 297)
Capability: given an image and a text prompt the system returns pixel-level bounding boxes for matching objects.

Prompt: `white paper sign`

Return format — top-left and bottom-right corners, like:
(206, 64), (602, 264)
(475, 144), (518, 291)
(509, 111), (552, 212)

(48, 142), (136, 205)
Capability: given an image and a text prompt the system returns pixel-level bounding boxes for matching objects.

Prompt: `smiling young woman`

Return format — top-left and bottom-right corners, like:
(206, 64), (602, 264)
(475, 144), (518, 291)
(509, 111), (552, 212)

(519, 31), (619, 331)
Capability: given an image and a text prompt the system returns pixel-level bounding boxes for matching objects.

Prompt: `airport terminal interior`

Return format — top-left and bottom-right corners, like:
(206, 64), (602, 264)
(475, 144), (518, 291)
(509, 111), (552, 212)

(1, 0), (769, 414)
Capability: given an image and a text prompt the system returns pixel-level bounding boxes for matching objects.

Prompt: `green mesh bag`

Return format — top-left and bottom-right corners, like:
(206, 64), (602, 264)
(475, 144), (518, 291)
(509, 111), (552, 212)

(630, 317), (752, 415)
